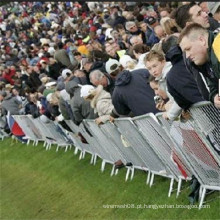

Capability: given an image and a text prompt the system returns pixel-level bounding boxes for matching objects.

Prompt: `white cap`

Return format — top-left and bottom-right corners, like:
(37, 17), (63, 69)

(105, 59), (120, 74)
(119, 55), (133, 68)
(46, 93), (53, 102)
(45, 81), (56, 88)
(80, 85), (95, 98)
(61, 69), (72, 80)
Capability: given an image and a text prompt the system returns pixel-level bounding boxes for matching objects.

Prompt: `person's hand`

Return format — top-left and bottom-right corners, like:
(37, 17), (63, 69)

(95, 117), (103, 125)
(109, 116), (115, 123)
(156, 100), (166, 111)
(181, 110), (191, 121)
(214, 94), (220, 109)
(162, 112), (169, 120)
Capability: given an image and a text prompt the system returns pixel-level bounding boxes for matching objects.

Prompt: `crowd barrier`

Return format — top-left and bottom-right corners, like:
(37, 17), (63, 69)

(1, 101), (219, 209)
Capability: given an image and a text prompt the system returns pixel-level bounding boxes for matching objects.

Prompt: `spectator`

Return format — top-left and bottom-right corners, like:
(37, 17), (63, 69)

(112, 68), (158, 117)
(179, 23), (220, 108)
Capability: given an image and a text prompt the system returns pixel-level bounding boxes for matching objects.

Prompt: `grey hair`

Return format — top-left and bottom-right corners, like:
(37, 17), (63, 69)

(89, 69), (105, 82)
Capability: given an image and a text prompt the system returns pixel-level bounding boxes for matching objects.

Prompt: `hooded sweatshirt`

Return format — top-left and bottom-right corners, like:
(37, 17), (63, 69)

(112, 69), (158, 116)
(165, 46), (204, 110)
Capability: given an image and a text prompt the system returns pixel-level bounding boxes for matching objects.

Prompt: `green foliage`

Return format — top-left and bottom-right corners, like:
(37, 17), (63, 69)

(0, 138), (219, 219)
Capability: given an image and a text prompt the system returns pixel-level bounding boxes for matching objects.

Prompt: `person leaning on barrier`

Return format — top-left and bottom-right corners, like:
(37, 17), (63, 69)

(179, 23), (220, 109)
(161, 35), (207, 111)
(80, 84), (115, 125)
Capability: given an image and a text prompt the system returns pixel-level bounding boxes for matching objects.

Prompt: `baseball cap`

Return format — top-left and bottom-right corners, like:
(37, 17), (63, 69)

(105, 59), (120, 74)
(80, 85), (95, 98)
(61, 69), (72, 80)
(146, 16), (157, 25)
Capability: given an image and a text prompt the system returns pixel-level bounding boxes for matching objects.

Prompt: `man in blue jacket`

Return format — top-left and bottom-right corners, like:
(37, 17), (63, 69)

(112, 68), (158, 116)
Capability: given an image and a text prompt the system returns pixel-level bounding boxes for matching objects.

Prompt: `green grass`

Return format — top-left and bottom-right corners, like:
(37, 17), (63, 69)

(0, 138), (219, 220)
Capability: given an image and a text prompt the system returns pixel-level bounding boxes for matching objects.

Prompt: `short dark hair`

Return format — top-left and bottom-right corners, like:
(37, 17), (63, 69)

(173, 2), (197, 29)
(162, 35), (179, 54)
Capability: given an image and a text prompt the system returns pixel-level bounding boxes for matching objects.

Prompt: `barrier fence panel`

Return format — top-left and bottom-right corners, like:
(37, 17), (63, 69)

(189, 101), (220, 162)
(133, 113), (192, 197)
(84, 120), (130, 175)
(12, 115), (44, 145)
(31, 117), (72, 150)
(156, 110), (220, 209)
(114, 118), (174, 188)
(100, 122), (146, 180)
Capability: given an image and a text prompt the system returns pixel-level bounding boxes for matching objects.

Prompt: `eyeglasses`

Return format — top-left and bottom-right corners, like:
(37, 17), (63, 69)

(130, 26), (137, 30)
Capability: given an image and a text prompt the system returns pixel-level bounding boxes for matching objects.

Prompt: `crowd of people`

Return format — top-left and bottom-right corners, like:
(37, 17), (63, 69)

(0, 1), (219, 132)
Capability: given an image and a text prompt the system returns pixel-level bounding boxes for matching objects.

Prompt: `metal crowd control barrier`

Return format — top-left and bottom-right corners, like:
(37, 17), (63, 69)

(189, 101), (220, 162)
(7, 101), (219, 209)
(84, 120), (127, 176)
(12, 115), (44, 145)
(133, 113), (192, 197)
(114, 118), (174, 192)
(156, 102), (220, 209)
(28, 117), (72, 151)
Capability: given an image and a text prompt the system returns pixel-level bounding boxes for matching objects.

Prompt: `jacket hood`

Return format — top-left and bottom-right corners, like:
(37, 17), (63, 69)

(65, 80), (79, 97)
(165, 45), (183, 64)
(115, 70), (132, 86)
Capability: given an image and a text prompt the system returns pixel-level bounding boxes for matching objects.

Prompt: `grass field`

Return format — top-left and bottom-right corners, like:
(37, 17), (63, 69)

(0, 138), (219, 219)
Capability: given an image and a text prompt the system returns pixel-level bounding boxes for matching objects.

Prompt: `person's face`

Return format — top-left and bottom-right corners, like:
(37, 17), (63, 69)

(150, 81), (167, 99)
(74, 55), (82, 62)
(139, 23), (147, 32)
(146, 59), (165, 78)
(130, 36), (143, 46)
(129, 24), (138, 33)
(189, 5), (210, 28)
(105, 45), (116, 57)
(91, 75), (108, 87)
(160, 10), (170, 18)
(180, 35), (208, 65)
(12, 88), (19, 96)
(84, 62), (92, 72)
(74, 70), (85, 77)
(154, 27), (166, 39)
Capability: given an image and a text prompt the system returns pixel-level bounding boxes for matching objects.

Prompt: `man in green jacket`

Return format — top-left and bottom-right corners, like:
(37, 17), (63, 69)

(179, 23), (220, 109)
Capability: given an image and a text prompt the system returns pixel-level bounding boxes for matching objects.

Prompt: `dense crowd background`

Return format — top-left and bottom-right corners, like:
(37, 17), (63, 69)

(0, 1), (219, 131)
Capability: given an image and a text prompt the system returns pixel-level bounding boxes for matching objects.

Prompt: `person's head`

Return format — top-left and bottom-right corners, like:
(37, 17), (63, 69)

(145, 50), (166, 78)
(89, 70), (108, 87)
(125, 21), (138, 33)
(105, 59), (122, 78)
(138, 21), (148, 32)
(179, 23), (209, 65)
(154, 25), (166, 39)
(73, 51), (82, 62)
(12, 87), (20, 96)
(130, 35), (143, 46)
(162, 35), (179, 54)
(132, 44), (150, 59)
(159, 8), (171, 18)
(174, 2), (209, 29)
(61, 68), (72, 82)
(149, 75), (168, 100)
(74, 69), (86, 78)
(82, 58), (93, 72)
(80, 84), (95, 100)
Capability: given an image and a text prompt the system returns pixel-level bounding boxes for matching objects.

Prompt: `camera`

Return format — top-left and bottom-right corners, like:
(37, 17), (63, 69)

(154, 95), (162, 104)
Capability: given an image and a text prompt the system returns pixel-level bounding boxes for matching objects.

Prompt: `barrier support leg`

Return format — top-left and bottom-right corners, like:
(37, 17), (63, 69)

(177, 178), (182, 198)
(168, 177), (174, 197)
(199, 187), (206, 209)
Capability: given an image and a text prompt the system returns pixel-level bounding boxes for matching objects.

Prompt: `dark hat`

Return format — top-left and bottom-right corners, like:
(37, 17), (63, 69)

(146, 16), (157, 25)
